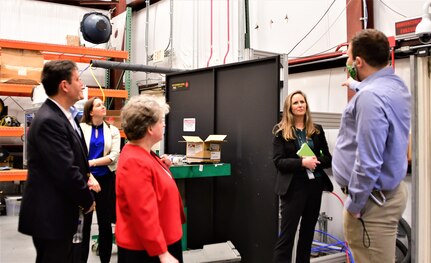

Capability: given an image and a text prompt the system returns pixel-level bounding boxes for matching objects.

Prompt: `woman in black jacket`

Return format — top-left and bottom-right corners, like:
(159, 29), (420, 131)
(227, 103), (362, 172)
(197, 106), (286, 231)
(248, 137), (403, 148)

(272, 90), (333, 263)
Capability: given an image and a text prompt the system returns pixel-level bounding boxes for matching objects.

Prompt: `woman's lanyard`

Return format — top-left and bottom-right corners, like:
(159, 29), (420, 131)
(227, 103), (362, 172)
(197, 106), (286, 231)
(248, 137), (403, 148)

(293, 127), (307, 148)
(293, 128), (315, 179)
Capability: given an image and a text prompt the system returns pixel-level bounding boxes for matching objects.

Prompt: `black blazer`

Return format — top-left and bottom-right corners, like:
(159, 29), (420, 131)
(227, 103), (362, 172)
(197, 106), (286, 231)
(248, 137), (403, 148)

(273, 124), (333, 195)
(19, 99), (94, 240)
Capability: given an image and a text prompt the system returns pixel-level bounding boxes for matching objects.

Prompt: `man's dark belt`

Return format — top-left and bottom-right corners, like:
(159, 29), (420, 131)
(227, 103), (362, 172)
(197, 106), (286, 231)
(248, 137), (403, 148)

(341, 187), (349, 195)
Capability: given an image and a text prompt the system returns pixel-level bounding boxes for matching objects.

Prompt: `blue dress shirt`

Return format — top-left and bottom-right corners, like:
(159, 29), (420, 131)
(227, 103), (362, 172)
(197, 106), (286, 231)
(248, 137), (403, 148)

(332, 67), (411, 213)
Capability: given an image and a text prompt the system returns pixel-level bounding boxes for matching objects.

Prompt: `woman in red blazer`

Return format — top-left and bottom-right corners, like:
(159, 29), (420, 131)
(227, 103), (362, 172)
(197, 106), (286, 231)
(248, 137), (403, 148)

(116, 95), (185, 263)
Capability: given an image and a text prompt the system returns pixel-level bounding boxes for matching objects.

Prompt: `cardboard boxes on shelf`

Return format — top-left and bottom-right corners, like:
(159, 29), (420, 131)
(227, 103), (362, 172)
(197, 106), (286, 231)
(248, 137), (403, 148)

(181, 135), (227, 163)
(0, 48), (44, 85)
(66, 35), (80, 47)
(105, 110), (122, 129)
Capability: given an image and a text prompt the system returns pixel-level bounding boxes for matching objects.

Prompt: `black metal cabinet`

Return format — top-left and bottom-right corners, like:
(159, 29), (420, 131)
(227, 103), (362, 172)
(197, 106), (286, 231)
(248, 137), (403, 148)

(166, 56), (280, 263)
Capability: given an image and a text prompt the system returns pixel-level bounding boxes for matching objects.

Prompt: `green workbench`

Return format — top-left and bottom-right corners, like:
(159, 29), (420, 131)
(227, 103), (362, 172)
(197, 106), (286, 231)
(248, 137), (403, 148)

(91, 163), (231, 254)
(170, 163), (231, 179)
(170, 163), (231, 250)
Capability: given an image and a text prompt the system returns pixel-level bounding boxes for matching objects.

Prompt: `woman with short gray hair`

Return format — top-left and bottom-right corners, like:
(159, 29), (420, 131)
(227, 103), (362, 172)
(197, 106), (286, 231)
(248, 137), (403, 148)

(115, 95), (185, 263)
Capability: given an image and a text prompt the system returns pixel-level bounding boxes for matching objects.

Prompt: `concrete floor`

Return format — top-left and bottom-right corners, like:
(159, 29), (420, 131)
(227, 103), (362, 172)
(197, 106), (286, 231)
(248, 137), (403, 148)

(0, 210), (245, 263)
(0, 214), (117, 263)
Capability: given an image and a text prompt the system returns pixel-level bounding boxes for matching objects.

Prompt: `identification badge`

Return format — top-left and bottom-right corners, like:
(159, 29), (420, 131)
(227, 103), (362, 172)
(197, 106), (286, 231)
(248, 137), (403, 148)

(307, 169), (315, 179)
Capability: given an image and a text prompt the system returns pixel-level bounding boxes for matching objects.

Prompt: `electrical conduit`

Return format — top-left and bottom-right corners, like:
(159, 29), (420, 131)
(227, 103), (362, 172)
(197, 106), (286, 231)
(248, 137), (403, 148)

(223, 0), (230, 64)
(145, 0), (150, 86)
(206, 0), (213, 67)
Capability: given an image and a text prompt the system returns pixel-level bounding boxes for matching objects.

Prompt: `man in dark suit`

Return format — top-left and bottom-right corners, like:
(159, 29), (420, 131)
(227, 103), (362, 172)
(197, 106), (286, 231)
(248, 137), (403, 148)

(18, 60), (95, 263)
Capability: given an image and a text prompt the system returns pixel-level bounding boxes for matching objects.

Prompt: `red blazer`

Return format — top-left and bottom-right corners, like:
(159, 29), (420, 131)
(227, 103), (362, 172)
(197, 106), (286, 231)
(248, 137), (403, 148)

(115, 144), (185, 256)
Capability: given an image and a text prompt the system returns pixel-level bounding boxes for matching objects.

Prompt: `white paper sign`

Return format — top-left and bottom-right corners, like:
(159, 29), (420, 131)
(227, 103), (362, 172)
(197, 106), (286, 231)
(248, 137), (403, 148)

(109, 11), (127, 50)
(183, 118), (196, 132)
(210, 151), (221, 160)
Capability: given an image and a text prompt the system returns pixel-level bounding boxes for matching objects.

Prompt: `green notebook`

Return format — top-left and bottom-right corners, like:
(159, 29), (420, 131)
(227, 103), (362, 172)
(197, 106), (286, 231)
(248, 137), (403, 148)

(296, 143), (315, 157)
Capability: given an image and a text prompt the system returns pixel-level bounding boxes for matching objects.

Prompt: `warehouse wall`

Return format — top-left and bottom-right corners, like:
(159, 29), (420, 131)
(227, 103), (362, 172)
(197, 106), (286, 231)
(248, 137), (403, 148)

(129, 0), (425, 68)
(1, 0), (424, 106)
(0, 0), (425, 255)
(0, 0), (108, 131)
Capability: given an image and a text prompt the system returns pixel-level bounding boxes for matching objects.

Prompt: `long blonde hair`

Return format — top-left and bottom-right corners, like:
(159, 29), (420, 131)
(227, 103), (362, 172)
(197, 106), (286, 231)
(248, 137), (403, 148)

(273, 90), (318, 140)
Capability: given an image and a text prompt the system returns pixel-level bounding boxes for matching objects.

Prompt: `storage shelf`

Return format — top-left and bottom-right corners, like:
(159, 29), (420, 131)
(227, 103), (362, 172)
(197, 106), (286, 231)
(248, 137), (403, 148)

(170, 163), (231, 179)
(0, 130), (125, 181)
(0, 39), (129, 98)
(0, 83), (37, 97)
(41, 53), (109, 64)
(0, 169), (27, 181)
(0, 162), (229, 182)
(0, 39), (128, 61)
(88, 88), (128, 99)
(0, 127), (24, 137)
(0, 39), (129, 177)
(0, 83), (128, 99)
(0, 126), (124, 138)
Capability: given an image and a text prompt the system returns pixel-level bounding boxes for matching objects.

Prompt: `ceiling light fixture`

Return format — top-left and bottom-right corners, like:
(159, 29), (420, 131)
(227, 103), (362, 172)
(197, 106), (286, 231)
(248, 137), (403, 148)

(80, 12), (112, 44)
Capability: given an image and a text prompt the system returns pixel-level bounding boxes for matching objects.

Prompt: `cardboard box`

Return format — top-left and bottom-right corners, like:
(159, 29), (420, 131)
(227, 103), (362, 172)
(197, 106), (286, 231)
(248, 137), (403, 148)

(182, 135), (227, 163)
(66, 35), (80, 46)
(105, 110), (122, 129)
(0, 48), (44, 85)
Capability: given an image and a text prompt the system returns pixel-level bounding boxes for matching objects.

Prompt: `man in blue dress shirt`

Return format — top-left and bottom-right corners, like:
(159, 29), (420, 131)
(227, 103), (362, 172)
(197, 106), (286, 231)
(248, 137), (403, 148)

(332, 29), (411, 263)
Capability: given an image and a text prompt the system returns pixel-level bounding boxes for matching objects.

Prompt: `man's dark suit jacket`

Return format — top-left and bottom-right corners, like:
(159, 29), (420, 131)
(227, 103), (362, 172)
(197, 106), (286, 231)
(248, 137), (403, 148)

(19, 99), (94, 240)
(273, 124), (334, 195)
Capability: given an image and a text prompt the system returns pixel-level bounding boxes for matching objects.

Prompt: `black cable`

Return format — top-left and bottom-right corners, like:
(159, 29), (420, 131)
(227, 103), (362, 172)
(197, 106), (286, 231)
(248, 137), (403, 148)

(298, 0), (354, 57)
(287, 0), (338, 56)
(358, 218), (371, 248)
(311, 44), (344, 55)
(378, 0), (407, 18)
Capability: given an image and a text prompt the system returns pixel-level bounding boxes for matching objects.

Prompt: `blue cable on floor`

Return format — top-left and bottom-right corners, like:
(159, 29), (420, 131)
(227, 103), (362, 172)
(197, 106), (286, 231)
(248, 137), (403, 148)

(312, 229), (354, 263)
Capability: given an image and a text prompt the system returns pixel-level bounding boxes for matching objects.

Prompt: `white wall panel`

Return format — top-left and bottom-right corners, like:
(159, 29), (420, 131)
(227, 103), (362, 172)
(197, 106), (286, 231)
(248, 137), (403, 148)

(131, 0), (240, 94)
(0, 0), (107, 47)
(249, 0), (347, 57)
(0, 0), (109, 89)
(395, 58), (412, 89)
(287, 68), (348, 113)
(373, 0), (424, 36)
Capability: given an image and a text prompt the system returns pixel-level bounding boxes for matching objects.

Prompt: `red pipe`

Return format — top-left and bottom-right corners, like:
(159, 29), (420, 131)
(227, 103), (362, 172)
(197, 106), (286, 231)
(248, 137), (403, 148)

(288, 43), (348, 66)
(206, 0), (213, 67)
(335, 42), (349, 52)
(288, 51), (344, 65)
(387, 36), (396, 69)
(223, 0), (230, 64)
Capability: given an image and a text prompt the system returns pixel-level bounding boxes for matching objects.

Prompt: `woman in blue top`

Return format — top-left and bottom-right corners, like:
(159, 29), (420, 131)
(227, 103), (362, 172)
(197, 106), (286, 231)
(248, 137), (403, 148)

(80, 97), (121, 263)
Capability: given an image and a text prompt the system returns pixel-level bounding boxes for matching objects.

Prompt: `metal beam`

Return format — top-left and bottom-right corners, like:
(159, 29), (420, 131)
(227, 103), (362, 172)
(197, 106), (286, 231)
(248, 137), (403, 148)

(90, 60), (183, 74)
